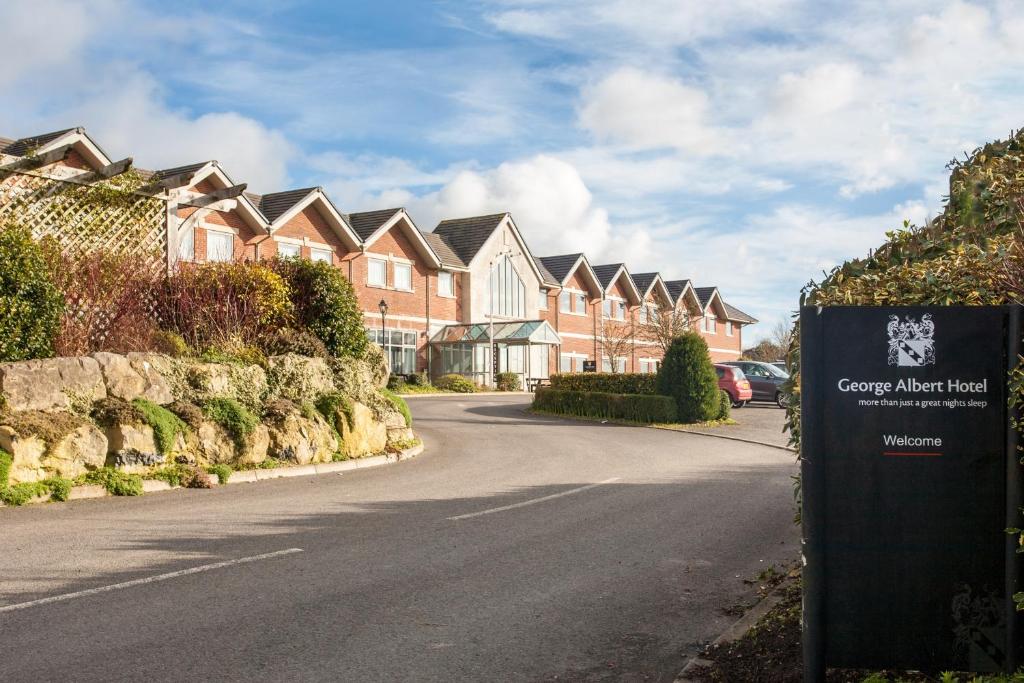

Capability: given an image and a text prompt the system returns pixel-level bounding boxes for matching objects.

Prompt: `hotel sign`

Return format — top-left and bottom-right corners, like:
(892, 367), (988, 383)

(801, 305), (1022, 679)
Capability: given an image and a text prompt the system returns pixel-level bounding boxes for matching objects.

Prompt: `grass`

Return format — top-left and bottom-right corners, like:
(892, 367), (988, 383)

(395, 384), (454, 395)
(132, 398), (188, 454)
(201, 397), (258, 449)
(0, 450), (72, 506)
(78, 467), (143, 497)
(315, 391), (355, 439)
(380, 388), (412, 427)
(206, 463), (232, 484)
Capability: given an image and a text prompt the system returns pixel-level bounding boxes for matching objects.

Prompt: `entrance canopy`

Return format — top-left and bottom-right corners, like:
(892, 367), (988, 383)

(431, 319), (561, 345)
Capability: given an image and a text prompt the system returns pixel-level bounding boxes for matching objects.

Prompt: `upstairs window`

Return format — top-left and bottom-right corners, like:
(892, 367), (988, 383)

(617, 301), (626, 320)
(559, 291), (571, 313)
(278, 242), (300, 258)
(639, 305), (648, 324)
(575, 293), (586, 314)
(539, 288), (548, 310)
(178, 226), (195, 262)
(602, 299), (612, 318)
(206, 231), (233, 262)
(368, 258), (386, 287)
(490, 255), (525, 318)
(705, 315), (716, 334)
(726, 321), (734, 337)
(310, 247), (332, 264)
(394, 262), (413, 291)
(438, 271), (454, 296)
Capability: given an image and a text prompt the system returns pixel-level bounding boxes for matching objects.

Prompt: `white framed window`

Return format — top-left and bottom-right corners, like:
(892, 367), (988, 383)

(489, 256), (525, 317)
(310, 247), (332, 264)
(560, 291), (571, 313)
(438, 271), (454, 297)
(617, 301), (626, 320)
(394, 262), (413, 291)
(178, 226), (195, 262)
(560, 354), (572, 372)
(206, 230), (234, 262)
(368, 258), (387, 287)
(539, 289), (548, 310)
(726, 321), (733, 337)
(602, 299), (612, 318)
(574, 356), (589, 372)
(574, 293), (586, 314)
(705, 315), (716, 334)
(602, 356), (627, 373)
(277, 242), (300, 258)
(367, 327), (417, 374)
(639, 305), (648, 324)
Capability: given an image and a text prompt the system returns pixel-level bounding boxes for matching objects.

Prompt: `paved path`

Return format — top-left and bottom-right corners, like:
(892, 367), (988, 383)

(686, 402), (791, 449)
(0, 395), (797, 682)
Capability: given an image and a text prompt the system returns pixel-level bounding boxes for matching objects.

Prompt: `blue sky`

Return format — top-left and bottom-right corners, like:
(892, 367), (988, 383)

(3, 1), (1024, 342)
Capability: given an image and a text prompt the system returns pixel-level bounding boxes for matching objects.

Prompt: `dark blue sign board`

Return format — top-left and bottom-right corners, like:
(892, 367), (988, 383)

(801, 306), (1022, 681)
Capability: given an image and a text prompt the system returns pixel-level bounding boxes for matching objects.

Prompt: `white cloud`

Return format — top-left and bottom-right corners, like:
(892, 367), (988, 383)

(579, 68), (727, 155)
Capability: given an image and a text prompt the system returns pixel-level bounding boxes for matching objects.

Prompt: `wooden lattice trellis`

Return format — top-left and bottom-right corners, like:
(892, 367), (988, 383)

(0, 168), (168, 270)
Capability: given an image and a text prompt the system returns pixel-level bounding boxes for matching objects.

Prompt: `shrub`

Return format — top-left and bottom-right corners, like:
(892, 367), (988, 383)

(315, 391), (355, 436)
(167, 401), (204, 431)
(82, 468), (143, 496)
(381, 388), (412, 427)
(263, 398), (299, 422)
(532, 389), (677, 423)
(0, 224), (64, 361)
(387, 374), (407, 392)
(550, 373), (657, 395)
(656, 333), (720, 423)
(91, 397), (143, 427)
(180, 465), (212, 489)
(496, 372), (521, 392)
(43, 246), (162, 356)
(717, 390), (731, 421)
(268, 257), (368, 358)
(435, 374), (476, 393)
(157, 261), (292, 351)
(152, 330), (192, 357)
(200, 338), (268, 368)
(406, 372), (429, 387)
(132, 399), (188, 454)
(206, 463), (232, 484)
(260, 327), (328, 358)
(201, 398), (258, 449)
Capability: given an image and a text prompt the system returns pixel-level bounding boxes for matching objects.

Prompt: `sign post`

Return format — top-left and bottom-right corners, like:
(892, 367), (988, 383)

(801, 305), (1022, 681)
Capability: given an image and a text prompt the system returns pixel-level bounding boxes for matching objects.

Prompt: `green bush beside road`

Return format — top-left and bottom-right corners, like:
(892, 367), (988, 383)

(550, 372), (656, 395)
(657, 332), (721, 423)
(533, 388), (677, 423)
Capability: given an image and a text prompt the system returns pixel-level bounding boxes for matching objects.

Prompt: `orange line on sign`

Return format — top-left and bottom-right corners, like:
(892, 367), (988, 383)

(882, 451), (942, 457)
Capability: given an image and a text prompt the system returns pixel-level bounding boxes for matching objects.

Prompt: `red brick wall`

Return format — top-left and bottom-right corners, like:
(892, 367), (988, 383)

(178, 206), (262, 263)
(272, 205), (352, 266)
(430, 271), (462, 323)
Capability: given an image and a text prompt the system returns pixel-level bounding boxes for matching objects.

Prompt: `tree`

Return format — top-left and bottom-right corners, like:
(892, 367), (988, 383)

(769, 319), (793, 353)
(742, 318), (793, 362)
(0, 224), (64, 361)
(599, 318), (634, 373)
(638, 304), (691, 354)
(656, 332), (719, 423)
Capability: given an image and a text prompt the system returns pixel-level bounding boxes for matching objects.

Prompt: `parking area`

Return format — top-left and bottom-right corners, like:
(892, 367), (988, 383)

(682, 402), (791, 449)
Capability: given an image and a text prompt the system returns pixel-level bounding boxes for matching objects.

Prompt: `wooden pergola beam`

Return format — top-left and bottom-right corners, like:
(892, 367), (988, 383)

(96, 157), (133, 179)
(182, 183), (248, 209)
(0, 144), (74, 171)
(144, 171), (199, 192)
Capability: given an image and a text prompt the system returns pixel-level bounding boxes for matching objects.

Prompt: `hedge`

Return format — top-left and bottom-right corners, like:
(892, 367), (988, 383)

(657, 333), (720, 423)
(533, 388), (676, 423)
(549, 372), (657, 395)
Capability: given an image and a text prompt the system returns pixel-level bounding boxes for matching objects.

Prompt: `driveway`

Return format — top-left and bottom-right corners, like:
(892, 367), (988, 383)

(693, 402), (792, 449)
(0, 395), (798, 682)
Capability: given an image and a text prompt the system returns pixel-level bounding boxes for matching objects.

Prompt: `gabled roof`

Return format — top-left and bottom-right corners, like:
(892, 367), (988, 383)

(0, 127), (114, 170)
(432, 213), (507, 265)
(261, 187), (361, 250)
(422, 232), (468, 270)
(259, 187), (318, 223)
(538, 253), (601, 294)
(630, 272), (672, 307)
(695, 286), (728, 317)
(357, 208), (442, 268)
(533, 257), (559, 287)
(665, 279), (691, 303)
(143, 161), (212, 182)
(724, 303), (758, 324)
(348, 208), (402, 242)
(591, 263), (642, 304)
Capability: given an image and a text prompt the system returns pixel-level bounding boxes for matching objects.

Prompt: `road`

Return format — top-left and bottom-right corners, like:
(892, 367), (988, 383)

(0, 395), (797, 682)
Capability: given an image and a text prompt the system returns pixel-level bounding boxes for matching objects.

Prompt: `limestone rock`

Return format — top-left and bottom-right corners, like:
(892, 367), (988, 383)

(43, 424), (108, 479)
(0, 426), (46, 482)
(0, 356), (105, 412)
(104, 422), (158, 455)
(96, 352), (174, 404)
(267, 354), (335, 402)
(266, 410), (338, 465)
(387, 426), (416, 445)
(338, 401), (388, 459)
(107, 448), (165, 473)
(195, 422), (269, 466)
(237, 424), (270, 466)
(181, 361), (267, 411)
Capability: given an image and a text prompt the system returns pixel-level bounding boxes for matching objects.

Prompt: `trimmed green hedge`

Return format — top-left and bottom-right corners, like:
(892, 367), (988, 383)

(533, 388), (676, 423)
(550, 373), (657, 395)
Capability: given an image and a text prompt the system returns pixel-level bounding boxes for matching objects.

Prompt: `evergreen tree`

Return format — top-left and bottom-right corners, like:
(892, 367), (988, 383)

(656, 332), (719, 423)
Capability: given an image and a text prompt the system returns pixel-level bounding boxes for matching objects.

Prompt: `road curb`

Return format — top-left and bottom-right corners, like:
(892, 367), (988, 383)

(400, 392), (533, 398)
(652, 426), (795, 453)
(672, 580), (790, 683)
(1, 443), (424, 508)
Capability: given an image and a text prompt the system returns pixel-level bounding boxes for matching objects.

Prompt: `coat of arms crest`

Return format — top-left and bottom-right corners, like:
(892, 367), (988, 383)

(887, 314), (935, 367)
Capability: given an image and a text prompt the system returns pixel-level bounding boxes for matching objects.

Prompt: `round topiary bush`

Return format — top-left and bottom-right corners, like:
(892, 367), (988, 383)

(435, 374), (476, 393)
(268, 257), (368, 359)
(656, 332), (719, 423)
(0, 225), (64, 361)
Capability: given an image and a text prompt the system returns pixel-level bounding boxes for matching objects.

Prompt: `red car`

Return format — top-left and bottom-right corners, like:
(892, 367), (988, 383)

(716, 364), (752, 408)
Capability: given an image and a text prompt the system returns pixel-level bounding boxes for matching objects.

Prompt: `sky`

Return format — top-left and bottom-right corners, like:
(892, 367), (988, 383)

(2, 0), (1023, 342)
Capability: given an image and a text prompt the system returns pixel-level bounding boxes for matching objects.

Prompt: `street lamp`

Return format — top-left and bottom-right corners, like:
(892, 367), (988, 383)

(378, 299), (388, 367)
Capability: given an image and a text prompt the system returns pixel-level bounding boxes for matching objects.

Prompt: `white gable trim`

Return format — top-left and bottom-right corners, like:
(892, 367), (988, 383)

(268, 189), (361, 251)
(361, 209), (442, 268)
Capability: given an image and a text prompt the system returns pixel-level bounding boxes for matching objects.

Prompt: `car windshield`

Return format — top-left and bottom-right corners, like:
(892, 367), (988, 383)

(764, 363), (788, 378)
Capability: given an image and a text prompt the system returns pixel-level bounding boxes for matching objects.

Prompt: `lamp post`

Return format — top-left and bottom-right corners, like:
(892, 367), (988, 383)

(378, 298), (388, 370)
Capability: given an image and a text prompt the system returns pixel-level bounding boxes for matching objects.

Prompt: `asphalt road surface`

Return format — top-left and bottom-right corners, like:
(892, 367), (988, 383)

(0, 395), (798, 682)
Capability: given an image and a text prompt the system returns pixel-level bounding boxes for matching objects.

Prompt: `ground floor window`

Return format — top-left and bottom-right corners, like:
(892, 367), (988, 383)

(601, 356), (627, 373)
(367, 327), (417, 374)
(639, 359), (659, 374)
(560, 353), (589, 372)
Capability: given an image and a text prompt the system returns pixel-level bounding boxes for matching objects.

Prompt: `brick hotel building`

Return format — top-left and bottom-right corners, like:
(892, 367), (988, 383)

(0, 128), (757, 386)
